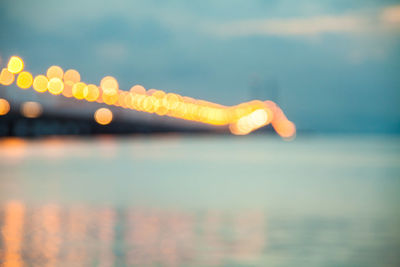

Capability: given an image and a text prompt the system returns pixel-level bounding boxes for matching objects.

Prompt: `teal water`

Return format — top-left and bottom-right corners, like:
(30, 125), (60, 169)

(0, 135), (399, 266)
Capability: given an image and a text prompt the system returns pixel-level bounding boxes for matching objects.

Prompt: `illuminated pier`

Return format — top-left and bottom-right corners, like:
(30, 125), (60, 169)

(0, 56), (295, 138)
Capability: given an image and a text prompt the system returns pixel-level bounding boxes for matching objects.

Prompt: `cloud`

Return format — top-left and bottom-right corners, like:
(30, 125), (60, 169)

(381, 5), (400, 25)
(205, 5), (400, 38)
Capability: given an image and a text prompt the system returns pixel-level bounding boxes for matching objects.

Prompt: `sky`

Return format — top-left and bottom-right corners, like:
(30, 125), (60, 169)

(0, 0), (399, 133)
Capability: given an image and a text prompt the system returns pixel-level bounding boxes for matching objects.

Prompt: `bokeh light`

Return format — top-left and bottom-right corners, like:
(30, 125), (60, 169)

(130, 85), (146, 94)
(100, 76), (118, 92)
(0, 98), (10, 116)
(46, 66), (64, 79)
(7, 56), (24, 74)
(62, 80), (74, 97)
(94, 108), (113, 125)
(0, 55), (296, 137)
(0, 68), (15, 85)
(84, 84), (100, 102)
(101, 76), (119, 105)
(72, 82), (87, 100)
(63, 69), (80, 83)
(16, 71), (33, 89)
(63, 69), (81, 98)
(33, 75), (49, 93)
(48, 78), (64, 95)
(21, 101), (42, 118)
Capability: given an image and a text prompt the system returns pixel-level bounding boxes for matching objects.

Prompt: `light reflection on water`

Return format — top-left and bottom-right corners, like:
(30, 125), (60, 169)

(0, 135), (400, 266)
(1, 201), (400, 266)
(1, 202), (267, 267)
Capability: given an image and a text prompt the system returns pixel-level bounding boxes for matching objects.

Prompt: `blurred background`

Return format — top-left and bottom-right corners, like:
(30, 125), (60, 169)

(0, 0), (399, 266)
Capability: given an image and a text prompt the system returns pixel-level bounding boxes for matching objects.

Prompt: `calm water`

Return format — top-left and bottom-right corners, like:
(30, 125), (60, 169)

(0, 135), (399, 266)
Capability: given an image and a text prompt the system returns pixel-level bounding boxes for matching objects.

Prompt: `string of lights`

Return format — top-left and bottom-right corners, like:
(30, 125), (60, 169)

(0, 56), (296, 138)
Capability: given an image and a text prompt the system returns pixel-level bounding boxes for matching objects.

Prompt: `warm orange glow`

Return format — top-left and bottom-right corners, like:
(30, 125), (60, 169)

(2, 201), (24, 267)
(229, 108), (273, 135)
(46, 65), (64, 79)
(33, 75), (48, 93)
(62, 80), (74, 97)
(0, 55), (296, 138)
(0, 98), (10, 115)
(64, 69), (80, 83)
(84, 84), (100, 102)
(101, 76), (119, 105)
(0, 68), (15, 85)
(94, 108), (113, 125)
(16, 71), (33, 89)
(102, 91), (119, 105)
(21, 101), (42, 118)
(101, 76), (118, 92)
(62, 69), (80, 98)
(7, 56), (24, 74)
(130, 84), (146, 94)
(48, 77), (64, 95)
(273, 120), (296, 139)
(72, 82), (87, 100)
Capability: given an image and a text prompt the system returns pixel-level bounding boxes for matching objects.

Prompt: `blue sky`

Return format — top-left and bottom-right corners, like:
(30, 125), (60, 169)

(1, 0), (399, 132)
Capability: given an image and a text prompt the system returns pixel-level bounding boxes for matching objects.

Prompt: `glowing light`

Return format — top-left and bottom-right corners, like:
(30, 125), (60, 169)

(249, 109), (268, 128)
(273, 120), (296, 139)
(47, 77), (64, 95)
(64, 69), (80, 83)
(84, 84), (100, 102)
(94, 108), (113, 125)
(0, 68), (15, 85)
(0, 98), (10, 115)
(101, 76), (118, 93)
(21, 101), (42, 118)
(7, 56), (24, 74)
(16, 71), (33, 89)
(2, 201), (24, 267)
(102, 92), (119, 105)
(46, 65), (64, 79)
(130, 85), (146, 94)
(33, 75), (48, 93)
(101, 76), (119, 105)
(72, 82), (87, 100)
(62, 80), (74, 97)
(0, 55), (296, 138)
(62, 69), (80, 98)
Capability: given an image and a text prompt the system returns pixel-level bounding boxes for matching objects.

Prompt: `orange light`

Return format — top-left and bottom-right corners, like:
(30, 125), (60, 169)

(47, 77), (64, 95)
(21, 101), (42, 118)
(102, 92), (119, 105)
(0, 55), (297, 138)
(147, 88), (157, 96)
(72, 82), (87, 100)
(101, 76), (118, 93)
(94, 108), (113, 125)
(249, 109), (269, 128)
(0, 98), (10, 116)
(46, 65), (64, 79)
(101, 76), (119, 105)
(273, 120), (296, 139)
(62, 80), (74, 97)
(63, 69), (80, 83)
(16, 71), (33, 89)
(62, 69), (80, 98)
(7, 56), (24, 74)
(84, 84), (100, 102)
(33, 75), (48, 93)
(2, 201), (25, 267)
(133, 94), (145, 111)
(130, 85), (146, 94)
(0, 68), (15, 85)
